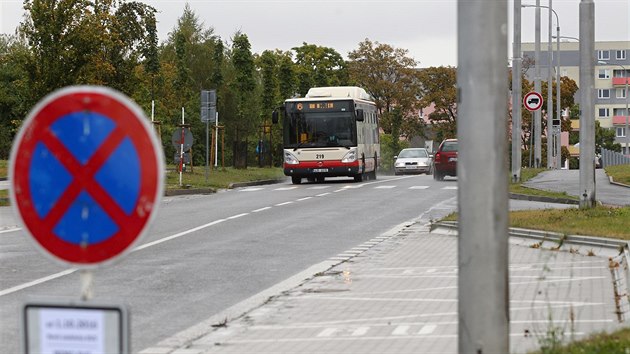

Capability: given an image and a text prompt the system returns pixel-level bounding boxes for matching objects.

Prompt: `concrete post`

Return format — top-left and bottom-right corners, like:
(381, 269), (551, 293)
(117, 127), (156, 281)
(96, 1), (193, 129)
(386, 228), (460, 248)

(556, 25), (562, 168)
(534, 0), (542, 167)
(579, 0), (596, 208)
(512, 0), (522, 182)
(457, 0), (509, 353)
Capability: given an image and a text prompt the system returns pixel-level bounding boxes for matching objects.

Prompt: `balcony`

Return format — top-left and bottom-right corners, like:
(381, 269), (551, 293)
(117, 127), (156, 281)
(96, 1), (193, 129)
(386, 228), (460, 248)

(613, 116), (629, 125)
(612, 77), (630, 86)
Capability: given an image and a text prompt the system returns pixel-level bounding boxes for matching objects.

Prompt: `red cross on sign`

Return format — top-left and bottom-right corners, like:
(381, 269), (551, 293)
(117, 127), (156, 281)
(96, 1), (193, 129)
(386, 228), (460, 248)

(9, 86), (164, 267)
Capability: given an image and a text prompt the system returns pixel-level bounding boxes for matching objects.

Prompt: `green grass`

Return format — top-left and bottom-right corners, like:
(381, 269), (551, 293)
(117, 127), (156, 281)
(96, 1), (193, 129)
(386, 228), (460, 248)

(529, 328), (630, 354)
(605, 164), (630, 186)
(509, 206), (630, 240)
(165, 165), (285, 190)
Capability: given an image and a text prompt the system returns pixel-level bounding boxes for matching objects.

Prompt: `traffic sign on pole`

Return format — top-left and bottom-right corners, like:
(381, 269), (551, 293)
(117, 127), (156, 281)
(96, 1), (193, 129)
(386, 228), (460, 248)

(9, 86), (164, 267)
(523, 91), (543, 111)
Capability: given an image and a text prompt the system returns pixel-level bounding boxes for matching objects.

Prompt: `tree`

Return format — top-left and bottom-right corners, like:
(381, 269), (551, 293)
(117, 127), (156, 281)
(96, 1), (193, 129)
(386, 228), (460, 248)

(229, 32), (259, 168)
(417, 66), (457, 142)
(292, 43), (347, 96)
(20, 0), (158, 99)
(348, 39), (424, 139)
(595, 120), (622, 153)
(0, 34), (30, 159)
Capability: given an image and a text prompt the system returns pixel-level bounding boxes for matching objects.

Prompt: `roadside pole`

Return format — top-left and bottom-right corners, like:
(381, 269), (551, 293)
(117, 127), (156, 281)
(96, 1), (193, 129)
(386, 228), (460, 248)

(512, 0), (522, 182)
(457, 1), (509, 353)
(534, 0), (542, 167)
(547, 0), (554, 168)
(180, 107), (184, 187)
(579, 0), (596, 208)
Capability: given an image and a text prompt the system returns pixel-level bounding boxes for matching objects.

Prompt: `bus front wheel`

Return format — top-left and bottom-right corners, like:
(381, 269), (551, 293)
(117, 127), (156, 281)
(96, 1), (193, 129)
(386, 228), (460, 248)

(291, 176), (302, 184)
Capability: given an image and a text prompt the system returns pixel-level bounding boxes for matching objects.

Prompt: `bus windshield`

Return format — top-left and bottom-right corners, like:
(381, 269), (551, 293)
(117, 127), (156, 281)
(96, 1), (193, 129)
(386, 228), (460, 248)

(284, 111), (357, 149)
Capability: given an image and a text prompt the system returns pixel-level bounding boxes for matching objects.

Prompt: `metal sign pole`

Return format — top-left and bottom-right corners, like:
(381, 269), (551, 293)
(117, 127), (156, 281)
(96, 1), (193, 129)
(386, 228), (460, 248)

(534, 0), (542, 168)
(179, 107), (184, 187)
(512, 0), (522, 182)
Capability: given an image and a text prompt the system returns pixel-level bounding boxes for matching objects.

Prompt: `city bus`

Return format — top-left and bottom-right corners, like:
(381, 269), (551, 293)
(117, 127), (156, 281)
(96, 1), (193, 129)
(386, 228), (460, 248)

(272, 86), (380, 184)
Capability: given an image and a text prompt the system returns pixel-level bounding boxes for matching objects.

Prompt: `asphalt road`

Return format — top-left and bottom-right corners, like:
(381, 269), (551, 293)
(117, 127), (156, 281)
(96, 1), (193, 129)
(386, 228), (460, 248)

(0, 174), (459, 353)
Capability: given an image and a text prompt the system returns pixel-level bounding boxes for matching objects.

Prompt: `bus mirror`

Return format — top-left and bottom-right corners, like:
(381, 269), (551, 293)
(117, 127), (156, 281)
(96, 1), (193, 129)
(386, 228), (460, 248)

(272, 110), (279, 124)
(356, 109), (364, 121)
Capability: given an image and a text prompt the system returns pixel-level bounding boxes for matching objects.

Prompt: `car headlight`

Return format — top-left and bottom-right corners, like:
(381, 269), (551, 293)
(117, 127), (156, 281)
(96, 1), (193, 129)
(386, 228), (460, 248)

(284, 151), (299, 165)
(395, 161), (404, 167)
(341, 149), (357, 163)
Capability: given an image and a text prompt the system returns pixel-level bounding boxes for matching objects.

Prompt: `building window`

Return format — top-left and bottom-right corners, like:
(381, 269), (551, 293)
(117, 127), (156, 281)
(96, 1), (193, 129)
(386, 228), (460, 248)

(599, 108), (610, 117)
(617, 50), (627, 60)
(598, 69), (610, 79)
(617, 127), (626, 138)
(598, 89), (610, 99)
(614, 108), (628, 116)
(617, 88), (627, 99)
(598, 50), (610, 60)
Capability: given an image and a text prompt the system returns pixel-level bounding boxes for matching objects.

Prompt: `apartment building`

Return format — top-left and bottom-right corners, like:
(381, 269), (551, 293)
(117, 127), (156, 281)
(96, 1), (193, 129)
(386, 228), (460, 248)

(522, 41), (630, 155)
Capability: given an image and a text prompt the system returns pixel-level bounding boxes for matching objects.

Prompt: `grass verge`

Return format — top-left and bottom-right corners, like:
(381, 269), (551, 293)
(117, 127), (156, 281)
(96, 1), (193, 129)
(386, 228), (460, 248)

(529, 328), (630, 354)
(605, 164), (630, 186)
(165, 165), (285, 190)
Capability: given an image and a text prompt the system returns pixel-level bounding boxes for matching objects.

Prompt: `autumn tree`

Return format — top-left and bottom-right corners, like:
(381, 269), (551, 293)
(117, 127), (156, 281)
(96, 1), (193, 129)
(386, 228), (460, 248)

(417, 66), (457, 142)
(347, 39), (423, 139)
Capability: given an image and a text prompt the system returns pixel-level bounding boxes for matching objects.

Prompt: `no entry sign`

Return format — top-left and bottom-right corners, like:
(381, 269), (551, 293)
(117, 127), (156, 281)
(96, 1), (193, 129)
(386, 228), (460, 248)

(9, 86), (164, 267)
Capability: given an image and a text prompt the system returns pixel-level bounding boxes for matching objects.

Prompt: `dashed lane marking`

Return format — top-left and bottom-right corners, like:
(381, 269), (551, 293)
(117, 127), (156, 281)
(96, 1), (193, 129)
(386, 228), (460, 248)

(409, 186), (430, 189)
(374, 185), (396, 189)
(442, 186), (458, 190)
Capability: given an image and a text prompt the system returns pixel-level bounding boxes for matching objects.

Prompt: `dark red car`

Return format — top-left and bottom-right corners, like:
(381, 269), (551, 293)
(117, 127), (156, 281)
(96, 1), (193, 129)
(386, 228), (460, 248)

(433, 139), (458, 181)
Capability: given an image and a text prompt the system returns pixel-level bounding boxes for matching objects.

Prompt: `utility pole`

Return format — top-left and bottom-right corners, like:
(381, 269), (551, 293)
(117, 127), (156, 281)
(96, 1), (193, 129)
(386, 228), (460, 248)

(579, 0), (596, 208)
(534, 0), (542, 167)
(457, 0), (509, 353)
(512, 0), (522, 182)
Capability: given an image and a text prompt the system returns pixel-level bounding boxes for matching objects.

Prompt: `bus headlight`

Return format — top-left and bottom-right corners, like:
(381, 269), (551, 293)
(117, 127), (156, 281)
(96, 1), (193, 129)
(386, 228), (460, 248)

(341, 149), (357, 163)
(284, 151), (299, 165)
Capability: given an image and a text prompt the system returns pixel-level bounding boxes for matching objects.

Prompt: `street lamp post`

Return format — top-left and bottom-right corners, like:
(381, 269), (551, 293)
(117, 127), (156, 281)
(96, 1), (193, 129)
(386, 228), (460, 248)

(523, 3), (561, 168)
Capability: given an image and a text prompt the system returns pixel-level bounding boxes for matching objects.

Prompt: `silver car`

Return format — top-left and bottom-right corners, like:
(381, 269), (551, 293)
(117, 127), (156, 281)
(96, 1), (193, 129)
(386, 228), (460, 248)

(394, 148), (433, 175)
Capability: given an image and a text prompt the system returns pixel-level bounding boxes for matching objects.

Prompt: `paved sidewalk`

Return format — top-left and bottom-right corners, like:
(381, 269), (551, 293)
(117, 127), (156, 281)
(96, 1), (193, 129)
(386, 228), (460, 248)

(141, 197), (625, 354)
(523, 169), (630, 207)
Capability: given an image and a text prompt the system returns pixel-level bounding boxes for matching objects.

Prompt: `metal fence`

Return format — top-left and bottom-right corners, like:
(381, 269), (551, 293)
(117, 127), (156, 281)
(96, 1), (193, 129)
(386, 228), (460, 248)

(601, 148), (630, 167)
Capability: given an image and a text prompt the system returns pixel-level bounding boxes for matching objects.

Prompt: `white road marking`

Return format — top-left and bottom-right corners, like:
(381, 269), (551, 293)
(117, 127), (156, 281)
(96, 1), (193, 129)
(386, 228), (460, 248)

(352, 327), (370, 336)
(240, 187), (264, 192)
(0, 269), (77, 297)
(418, 325), (437, 335)
(252, 207), (272, 213)
(134, 219), (226, 252)
(392, 325), (410, 335)
(297, 197), (313, 201)
(316, 193), (331, 197)
(0, 227), (21, 234)
(227, 213), (249, 219)
(442, 186), (458, 190)
(275, 187), (298, 191)
(409, 186), (430, 190)
(308, 186), (330, 190)
(275, 201), (294, 206)
(374, 185), (396, 189)
(317, 328), (338, 337)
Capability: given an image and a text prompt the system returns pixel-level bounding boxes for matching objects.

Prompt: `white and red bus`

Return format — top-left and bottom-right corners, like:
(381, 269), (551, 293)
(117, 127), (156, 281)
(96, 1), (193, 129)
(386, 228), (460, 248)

(273, 86), (380, 184)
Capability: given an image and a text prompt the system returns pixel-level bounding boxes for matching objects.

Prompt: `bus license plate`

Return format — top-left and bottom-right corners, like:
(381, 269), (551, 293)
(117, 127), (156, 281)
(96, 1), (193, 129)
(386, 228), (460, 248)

(313, 169), (328, 173)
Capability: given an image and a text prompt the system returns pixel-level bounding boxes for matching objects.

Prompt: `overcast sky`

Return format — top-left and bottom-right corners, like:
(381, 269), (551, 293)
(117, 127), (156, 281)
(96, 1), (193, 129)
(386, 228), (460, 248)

(1, 0), (628, 67)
